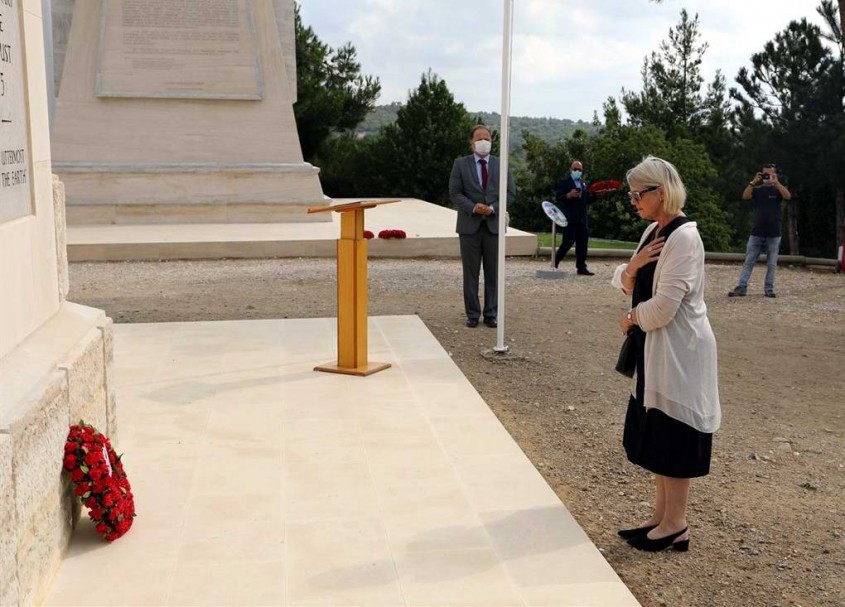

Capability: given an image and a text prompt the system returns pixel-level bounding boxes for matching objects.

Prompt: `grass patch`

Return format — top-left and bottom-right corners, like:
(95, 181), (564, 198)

(535, 234), (637, 250)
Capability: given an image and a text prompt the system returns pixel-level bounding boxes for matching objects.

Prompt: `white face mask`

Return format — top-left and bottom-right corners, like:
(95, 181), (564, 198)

(473, 140), (492, 156)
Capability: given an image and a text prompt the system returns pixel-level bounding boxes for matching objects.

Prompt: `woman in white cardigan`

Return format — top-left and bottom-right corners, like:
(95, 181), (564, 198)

(611, 156), (721, 552)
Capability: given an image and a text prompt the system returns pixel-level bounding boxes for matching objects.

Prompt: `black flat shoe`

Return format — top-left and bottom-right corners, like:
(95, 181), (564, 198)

(576, 269), (595, 276)
(483, 318), (497, 328)
(627, 527), (689, 552)
(617, 524), (658, 540)
(466, 319), (479, 328)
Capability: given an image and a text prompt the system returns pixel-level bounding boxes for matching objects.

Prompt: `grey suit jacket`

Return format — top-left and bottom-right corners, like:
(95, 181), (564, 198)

(449, 154), (516, 235)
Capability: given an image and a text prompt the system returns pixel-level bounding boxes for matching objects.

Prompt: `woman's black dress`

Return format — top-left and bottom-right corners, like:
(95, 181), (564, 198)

(623, 216), (713, 478)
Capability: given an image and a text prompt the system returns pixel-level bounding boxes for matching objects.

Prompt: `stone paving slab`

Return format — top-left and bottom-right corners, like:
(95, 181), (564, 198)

(43, 316), (639, 607)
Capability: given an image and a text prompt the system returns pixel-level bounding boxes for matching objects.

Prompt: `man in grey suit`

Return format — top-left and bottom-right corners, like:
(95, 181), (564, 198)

(449, 125), (516, 328)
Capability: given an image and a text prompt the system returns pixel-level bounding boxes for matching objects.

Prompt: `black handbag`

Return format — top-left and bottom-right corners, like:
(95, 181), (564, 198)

(615, 331), (637, 378)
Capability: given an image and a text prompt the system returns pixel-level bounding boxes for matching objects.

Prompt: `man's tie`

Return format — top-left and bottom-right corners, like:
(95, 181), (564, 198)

(480, 158), (488, 190)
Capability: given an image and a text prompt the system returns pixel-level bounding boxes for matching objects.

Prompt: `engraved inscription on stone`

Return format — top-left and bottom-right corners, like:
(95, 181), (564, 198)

(98, 0), (262, 99)
(0, 0), (33, 223)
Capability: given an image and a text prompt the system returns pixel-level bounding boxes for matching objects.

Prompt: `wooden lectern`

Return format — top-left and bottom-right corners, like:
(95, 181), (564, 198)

(307, 199), (401, 376)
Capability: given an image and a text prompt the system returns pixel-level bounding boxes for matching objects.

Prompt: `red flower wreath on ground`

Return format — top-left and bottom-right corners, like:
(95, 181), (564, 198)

(363, 230), (375, 239)
(378, 229), (407, 239)
(63, 421), (136, 541)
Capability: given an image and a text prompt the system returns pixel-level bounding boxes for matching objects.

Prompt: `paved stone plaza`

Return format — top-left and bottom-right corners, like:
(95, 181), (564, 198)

(44, 316), (639, 606)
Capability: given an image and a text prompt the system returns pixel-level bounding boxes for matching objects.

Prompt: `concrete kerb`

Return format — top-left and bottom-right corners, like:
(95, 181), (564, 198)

(535, 268), (569, 279)
(536, 247), (839, 267)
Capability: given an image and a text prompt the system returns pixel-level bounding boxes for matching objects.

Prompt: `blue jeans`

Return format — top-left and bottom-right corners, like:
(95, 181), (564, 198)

(737, 235), (781, 292)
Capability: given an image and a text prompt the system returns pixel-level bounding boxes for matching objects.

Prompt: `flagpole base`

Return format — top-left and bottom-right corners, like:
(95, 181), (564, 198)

(536, 268), (569, 279)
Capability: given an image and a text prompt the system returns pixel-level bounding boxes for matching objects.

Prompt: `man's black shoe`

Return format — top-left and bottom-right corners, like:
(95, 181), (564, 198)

(577, 269), (595, 276)
(483, 318), (498, 328)
(728, 286), (747, 297)
(764, 291), (777, 298)
(466, 319), (479, 328)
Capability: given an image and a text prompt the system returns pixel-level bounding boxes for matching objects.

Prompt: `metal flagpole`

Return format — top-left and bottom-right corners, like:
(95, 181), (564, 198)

(42, 0), (56, 131)
(494, 0), (515, 353)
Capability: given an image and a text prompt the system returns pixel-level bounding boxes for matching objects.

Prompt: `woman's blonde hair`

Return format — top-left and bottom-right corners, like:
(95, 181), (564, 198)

(626, 155), (686, 214)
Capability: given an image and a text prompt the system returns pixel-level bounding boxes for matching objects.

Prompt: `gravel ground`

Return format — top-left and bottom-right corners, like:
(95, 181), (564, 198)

(69, 256), (845, 607)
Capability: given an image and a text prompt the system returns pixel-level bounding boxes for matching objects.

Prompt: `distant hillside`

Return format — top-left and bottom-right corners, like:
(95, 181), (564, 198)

(357, 103), (597, 151)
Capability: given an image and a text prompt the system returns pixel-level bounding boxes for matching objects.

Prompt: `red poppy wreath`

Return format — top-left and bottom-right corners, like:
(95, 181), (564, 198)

(378, 229), (407, 239)
(63, 422), (136, 541)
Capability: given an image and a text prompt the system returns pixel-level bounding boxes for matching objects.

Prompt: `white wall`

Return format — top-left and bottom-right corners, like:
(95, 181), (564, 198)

(0, 0), (61, 359)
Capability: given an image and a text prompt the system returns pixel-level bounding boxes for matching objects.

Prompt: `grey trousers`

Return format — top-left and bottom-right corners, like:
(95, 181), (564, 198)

(459, 224), (498, 321)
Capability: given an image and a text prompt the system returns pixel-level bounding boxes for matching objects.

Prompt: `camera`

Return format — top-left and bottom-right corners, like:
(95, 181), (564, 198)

(762, 173), (770, 181)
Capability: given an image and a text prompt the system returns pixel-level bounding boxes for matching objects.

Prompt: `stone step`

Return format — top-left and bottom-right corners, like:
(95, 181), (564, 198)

(66, 199), (539, 261)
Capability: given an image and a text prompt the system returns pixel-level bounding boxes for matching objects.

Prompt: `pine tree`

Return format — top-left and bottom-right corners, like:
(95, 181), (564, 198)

(818, 0), (845, 250)
(363, 71), (475, 205)
(622, 10), (713, 138)
(732, 17), (839, 254)
(293, 5), (381, 161)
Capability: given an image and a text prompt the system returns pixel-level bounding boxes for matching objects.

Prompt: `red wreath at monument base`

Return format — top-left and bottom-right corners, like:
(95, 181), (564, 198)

(63, 422), (135, 541)
(589, 179), (622, 196)
(378, 229), (407, 239)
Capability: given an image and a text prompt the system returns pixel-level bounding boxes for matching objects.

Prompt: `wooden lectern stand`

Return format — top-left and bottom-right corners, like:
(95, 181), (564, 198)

(307, 199), (401, 376)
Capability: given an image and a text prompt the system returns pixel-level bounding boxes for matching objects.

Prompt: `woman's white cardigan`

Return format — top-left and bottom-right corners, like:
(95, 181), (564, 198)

(611, 221), (721, 433)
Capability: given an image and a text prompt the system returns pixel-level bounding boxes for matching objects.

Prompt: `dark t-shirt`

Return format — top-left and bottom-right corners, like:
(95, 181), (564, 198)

(750, 185), (784, 237)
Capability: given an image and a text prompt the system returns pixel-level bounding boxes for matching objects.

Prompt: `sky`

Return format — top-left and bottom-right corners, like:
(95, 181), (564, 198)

(298, 0), (832, 121)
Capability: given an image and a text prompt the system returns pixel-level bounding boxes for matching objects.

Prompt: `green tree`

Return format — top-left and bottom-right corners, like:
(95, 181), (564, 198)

(621, 9), (736, 182)
(293, 5), (381, 161)
(510, 132), (573, 233)
(734, 20), (836, 124)
(622, 10), (717, 140)
(818, 0), (845, 251)
(586, 11), (734, 250)
(515, 98), (731, 251)
(588, 106), (731, 250)
(311, 132), (372, 198)
(732, 15), (841, 255)
(362, 71), (476, 205)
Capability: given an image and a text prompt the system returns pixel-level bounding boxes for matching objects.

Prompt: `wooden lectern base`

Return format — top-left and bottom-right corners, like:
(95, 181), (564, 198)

(313, 361), (392, 377)
(308, 199), (401, 379)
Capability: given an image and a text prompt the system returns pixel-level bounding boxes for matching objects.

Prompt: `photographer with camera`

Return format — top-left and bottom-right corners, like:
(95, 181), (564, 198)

(728, 163), (792, 298)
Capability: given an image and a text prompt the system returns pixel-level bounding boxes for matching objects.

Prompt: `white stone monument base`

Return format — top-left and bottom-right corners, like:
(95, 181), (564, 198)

(0, 303), (116, 607)
(64, 199), (540, 261)
(55, 163), (330, 225)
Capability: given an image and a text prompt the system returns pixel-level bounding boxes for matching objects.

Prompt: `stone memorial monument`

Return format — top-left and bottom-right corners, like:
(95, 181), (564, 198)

(0, 1), (115, 604)
(50, 0), (328, 225)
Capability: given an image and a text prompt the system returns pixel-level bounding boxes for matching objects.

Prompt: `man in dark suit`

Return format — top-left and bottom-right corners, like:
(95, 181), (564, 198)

(449, 125), (516, 328)
(554, 159), (594, 275)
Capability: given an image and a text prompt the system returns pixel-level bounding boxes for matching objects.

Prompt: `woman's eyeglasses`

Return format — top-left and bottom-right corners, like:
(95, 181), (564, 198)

(628, 185), (659, 203)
